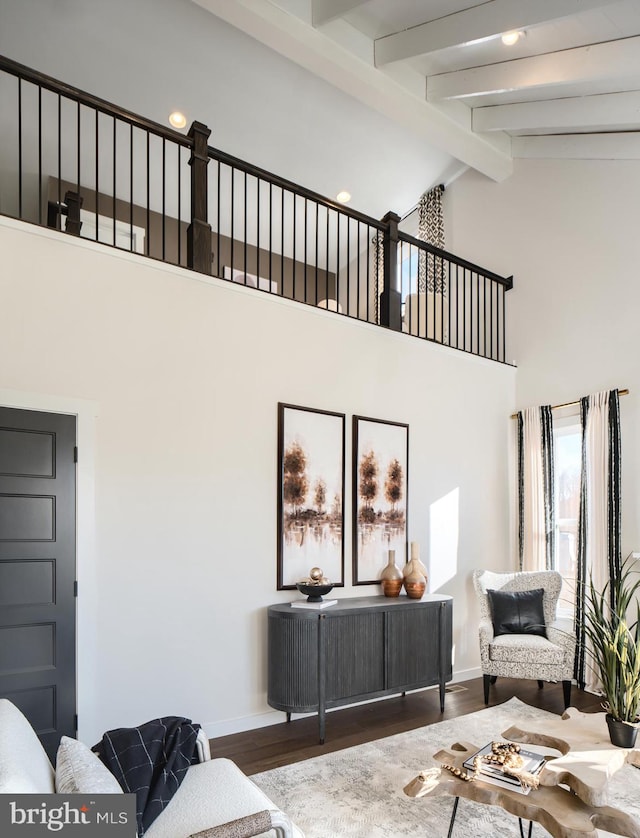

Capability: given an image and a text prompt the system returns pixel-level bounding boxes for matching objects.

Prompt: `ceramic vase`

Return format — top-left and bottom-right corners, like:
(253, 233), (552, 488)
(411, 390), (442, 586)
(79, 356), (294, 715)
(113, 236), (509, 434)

(380, 550), (403, 597)
(403, 557), (426, 600)
(403, 543), (428, 587)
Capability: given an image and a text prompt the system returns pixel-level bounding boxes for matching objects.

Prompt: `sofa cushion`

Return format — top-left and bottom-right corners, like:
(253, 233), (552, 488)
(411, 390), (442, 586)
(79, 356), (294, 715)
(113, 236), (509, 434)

(487, 588), (546, 637)
(489, 633), (565, 665)
(145, 757), (304, 838)
(56, 736), (123, 794)
(0, 699), (55, 794)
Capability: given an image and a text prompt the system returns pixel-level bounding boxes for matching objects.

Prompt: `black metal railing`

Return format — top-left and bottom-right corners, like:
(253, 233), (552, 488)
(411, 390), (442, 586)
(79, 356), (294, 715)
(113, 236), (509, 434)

(0, 54), (513, 363)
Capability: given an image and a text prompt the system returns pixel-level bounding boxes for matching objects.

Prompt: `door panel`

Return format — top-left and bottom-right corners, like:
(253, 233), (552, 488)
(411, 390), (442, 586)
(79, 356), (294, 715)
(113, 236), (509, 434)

(0, 407), (76, 761)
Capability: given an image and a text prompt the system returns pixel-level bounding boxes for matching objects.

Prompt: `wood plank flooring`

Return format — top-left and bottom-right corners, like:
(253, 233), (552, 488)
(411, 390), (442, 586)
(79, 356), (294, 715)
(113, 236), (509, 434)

(209, 677), (603, 776)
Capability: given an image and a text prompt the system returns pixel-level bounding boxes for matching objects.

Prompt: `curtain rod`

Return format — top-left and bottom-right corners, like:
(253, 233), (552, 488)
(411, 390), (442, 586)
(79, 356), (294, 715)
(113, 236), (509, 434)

(510, 388), (629, 419)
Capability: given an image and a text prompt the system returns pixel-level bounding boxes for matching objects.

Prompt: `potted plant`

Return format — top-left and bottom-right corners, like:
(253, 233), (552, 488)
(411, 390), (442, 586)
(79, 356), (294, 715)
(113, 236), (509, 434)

(583, 555), (640, 747)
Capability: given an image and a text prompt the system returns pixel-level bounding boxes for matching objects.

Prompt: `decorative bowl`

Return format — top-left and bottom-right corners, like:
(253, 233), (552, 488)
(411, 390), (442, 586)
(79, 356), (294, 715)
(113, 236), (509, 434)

(296, 582), (334, 602)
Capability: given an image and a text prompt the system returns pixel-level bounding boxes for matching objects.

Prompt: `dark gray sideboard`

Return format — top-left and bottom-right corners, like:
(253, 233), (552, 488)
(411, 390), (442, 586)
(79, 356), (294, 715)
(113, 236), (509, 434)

(267, 595), (453, 743)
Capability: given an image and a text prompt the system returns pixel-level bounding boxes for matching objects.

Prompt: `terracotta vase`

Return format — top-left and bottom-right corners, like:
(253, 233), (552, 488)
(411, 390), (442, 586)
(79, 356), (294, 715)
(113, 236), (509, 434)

(403, 557), (426, 600)
(380, 550), (403, 597)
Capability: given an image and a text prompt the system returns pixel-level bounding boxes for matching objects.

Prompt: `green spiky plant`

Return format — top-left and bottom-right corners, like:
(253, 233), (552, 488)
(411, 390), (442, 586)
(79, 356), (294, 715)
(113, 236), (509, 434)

(583, 555), (640, 724)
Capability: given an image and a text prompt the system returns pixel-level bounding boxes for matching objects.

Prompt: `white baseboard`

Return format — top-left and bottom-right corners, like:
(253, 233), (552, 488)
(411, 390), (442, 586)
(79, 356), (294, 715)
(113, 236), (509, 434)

(204, 666), (484, 738)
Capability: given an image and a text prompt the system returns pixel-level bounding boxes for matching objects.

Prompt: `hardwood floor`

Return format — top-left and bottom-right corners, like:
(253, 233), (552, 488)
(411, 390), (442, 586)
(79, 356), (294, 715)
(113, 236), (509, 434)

(209, 677), (603, 776)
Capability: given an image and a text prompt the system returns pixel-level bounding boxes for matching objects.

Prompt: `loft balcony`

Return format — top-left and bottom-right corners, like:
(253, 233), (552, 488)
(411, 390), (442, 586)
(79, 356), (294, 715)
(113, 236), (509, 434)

(0, 55), (513, 364)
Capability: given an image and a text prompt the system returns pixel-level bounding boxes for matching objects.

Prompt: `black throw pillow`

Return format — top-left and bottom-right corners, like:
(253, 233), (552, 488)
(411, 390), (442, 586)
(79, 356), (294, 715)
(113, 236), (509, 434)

(486, 588), (547, 637)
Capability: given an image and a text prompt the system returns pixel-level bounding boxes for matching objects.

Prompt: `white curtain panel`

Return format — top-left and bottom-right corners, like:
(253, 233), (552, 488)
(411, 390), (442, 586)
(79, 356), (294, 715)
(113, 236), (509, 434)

(519, 407), (547, 572)
(580, 390), (612, 692)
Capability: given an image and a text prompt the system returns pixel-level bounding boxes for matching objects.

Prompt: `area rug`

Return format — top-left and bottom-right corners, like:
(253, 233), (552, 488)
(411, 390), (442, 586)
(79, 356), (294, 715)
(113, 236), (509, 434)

(252, 697), (640, 837)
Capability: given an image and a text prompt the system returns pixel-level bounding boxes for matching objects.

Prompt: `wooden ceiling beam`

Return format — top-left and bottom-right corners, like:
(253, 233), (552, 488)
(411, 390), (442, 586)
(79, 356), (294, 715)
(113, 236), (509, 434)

(473, 90), (640, 133)
(374, 0), (618, 67)
(427, 35), (640, 101)
(512, 132), (640, 159)
(312, 0), (368, 28)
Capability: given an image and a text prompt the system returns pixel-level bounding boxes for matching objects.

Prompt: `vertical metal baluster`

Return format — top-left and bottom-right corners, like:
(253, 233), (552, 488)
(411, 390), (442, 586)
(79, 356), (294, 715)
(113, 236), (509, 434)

(77, 101), (81, 208)
(366, 226), (371, 323)
(439, 256), (444, 344)
(177, 146), (182, 266)
(257, 177), (261, 286)
(129, 124), (133, 250)
(269, 181), (273, 290)
(489, 280), (498, 358)
(476, 271), (480, 355)
(230, 166), (235, 276)
(112, 116), (116, 246)
(95, 109), (99, 240)
(315, 202), (319, 305)
(18, 78), (23, 218)
(146, 131), (150, 255)
(463, 268), (467, 351)
(434, 252), (438, 340)
(483, 275), (487, 357)
(357, 221), (361, 320)
(243, 170), (247, 283)
(346, 216), (351, 316)
(447, 261), (451, 345)
(57, 93), (61, 229)
(281, 188), (284, 294)
(304, 197), (308, 303)
(502, 286), (506, 363)
(162, 137), (166, 261)
(38, 86), (42, 223)
(455, 265), (459, 349)
(325, 208), (329, 310)
(336, 212), (340, 315)
(216, 160), (220, 275)
(293, 193), (297, 300)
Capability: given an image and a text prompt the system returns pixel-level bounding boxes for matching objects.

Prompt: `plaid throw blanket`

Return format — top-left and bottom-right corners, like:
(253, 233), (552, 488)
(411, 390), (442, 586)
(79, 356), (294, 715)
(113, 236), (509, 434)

(93, 716), (201, 836)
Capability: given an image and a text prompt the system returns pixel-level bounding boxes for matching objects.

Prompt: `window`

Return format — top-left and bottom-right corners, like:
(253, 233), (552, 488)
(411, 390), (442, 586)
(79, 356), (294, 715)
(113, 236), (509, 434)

(553, 416), (581, 611)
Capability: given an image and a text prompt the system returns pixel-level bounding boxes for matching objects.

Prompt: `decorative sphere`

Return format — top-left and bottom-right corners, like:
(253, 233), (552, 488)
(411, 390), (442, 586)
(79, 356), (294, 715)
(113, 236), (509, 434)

(309, 566), (323, 581)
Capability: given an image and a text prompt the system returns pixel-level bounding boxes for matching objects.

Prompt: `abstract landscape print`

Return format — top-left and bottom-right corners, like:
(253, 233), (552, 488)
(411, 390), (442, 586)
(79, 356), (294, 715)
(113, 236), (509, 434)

(353, 416), (408, 584)
(277, 403), (345, 589)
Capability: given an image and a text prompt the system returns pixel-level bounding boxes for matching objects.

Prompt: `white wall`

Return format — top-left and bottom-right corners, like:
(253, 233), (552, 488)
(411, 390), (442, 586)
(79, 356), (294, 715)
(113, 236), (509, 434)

(447, 158), (640, 557)
(0, 217), (515, 742)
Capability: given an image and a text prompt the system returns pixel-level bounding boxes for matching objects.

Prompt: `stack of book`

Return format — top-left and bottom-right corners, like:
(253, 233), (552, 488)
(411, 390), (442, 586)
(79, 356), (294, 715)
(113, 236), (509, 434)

(462, 743), (547, 795)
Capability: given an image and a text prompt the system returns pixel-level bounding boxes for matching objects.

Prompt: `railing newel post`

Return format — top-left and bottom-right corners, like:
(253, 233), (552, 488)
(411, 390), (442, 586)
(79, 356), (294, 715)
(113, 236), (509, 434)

(380, 210), (402, 331)
(187, 120), (212, 275)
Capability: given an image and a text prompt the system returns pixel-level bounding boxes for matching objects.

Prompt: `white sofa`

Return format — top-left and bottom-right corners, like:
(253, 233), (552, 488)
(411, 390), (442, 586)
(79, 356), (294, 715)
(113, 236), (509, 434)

(0, 699), (303, 838)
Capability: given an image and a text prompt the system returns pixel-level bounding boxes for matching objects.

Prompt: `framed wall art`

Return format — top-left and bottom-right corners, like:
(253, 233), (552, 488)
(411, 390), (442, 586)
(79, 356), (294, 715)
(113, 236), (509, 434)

(277, 403), (345, 590)
(352, 415), (409, 585)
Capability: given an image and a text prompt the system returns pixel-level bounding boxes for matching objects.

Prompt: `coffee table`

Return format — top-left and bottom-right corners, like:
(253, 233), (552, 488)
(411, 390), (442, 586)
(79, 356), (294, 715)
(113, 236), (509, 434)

(404, 707), (640, 837)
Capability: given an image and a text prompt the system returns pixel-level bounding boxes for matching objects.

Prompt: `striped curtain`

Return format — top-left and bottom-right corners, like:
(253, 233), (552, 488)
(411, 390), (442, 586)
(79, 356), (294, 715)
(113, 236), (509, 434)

(517, 405), (555, 571)
(574, 389), (622, 689)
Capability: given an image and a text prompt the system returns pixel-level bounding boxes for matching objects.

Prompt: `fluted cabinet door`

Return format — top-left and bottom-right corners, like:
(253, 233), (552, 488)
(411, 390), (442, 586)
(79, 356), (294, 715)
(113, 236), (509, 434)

(324, 613), (384, 701)
(268, 614), (319, 712)
(386, 603), (451, 689)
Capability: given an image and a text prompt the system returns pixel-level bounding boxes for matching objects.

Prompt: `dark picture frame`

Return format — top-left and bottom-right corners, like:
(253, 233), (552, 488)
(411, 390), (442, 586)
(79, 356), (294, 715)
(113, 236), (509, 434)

(352, 415), (409, 585)
(277, 403), (345, 590)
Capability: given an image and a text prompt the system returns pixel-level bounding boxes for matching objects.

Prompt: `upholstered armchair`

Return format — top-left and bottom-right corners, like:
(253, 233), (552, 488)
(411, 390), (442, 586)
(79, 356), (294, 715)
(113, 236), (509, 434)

(472, 569), (575, 708)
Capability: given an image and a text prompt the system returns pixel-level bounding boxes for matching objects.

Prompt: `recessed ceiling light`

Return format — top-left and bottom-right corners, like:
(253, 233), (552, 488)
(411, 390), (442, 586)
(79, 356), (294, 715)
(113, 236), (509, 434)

(336, 191), (351, 203)
(168, 111), (187, 129)
(501, 30), (523, 46)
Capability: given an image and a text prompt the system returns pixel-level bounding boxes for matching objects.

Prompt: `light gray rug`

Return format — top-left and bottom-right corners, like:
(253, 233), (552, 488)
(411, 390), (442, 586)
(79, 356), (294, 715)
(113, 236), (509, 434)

(252, 697), (640, 837)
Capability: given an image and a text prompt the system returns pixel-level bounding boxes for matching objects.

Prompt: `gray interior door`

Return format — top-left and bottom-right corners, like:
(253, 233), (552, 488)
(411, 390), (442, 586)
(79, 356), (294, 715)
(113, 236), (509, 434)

(0, 407), (76, 762)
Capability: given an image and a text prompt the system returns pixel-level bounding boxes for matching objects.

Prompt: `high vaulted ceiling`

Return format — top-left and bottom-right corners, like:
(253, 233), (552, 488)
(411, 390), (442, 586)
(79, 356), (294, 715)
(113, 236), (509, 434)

(196, 0), (640, 176)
